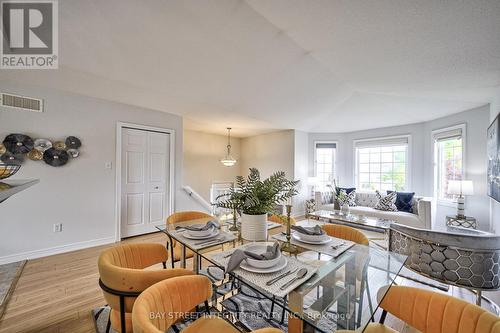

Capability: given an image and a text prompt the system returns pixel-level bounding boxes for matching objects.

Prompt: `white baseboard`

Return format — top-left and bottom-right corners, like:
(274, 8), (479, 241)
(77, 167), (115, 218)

(0, 236), (116, 265)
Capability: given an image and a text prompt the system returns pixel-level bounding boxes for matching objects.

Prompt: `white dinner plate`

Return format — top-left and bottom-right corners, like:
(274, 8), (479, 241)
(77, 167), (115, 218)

(183, 229), (220, 240)
(239, 256), (288, 274)
(292, 233), (332, 245)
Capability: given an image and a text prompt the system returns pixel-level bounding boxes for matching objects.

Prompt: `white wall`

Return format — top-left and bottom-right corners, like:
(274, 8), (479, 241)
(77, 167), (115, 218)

(240, 130), (295, 179)
(293, 130), (309, 216)
(183, 130), (241, 202)
(0, 81), (191, 263)
(308, 105), (491, 230)
(240, 130), (304, 216)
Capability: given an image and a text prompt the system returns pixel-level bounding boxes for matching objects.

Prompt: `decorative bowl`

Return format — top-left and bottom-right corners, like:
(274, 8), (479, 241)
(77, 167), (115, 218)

(244, 245), (281, 268)
(186, 225), (215, 237)
(0, 163), (21, 180)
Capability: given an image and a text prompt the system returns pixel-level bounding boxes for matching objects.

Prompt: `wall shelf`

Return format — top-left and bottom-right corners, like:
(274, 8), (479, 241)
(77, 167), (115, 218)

(0, 180), (39, 203)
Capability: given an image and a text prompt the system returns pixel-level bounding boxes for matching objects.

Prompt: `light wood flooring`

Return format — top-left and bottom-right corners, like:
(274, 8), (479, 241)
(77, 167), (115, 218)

(0, 231), (498, 333)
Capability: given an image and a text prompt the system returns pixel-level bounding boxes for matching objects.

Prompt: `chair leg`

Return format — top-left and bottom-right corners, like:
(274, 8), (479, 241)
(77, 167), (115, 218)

(105, 313), (111, 333)
(379, 310), (388, 324)
(280, 295), (287, 324)
(162, 261), (166, 269)
(170, 243), (175, 268)
(119, 295), (126, 333)
(366, 281), (374, 321)
(357, 292), (364, 326)
(476, 290), (482, 306)
(269, 295), (276, 319)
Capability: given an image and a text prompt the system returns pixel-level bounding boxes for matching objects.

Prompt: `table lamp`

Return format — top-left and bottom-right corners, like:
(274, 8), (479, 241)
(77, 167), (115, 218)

(447, 180), (474, 219)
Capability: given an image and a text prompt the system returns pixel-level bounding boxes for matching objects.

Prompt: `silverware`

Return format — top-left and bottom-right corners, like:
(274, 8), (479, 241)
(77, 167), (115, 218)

(194, 237), (225, 246)
(280, 268), (308, 290)
(266, 268), (298, 286)
(331, 242), (345, 249)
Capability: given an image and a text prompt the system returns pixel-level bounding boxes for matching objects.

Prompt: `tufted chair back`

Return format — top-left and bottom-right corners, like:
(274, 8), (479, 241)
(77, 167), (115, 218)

(378, 285), (500, 333)
(268, 214), (296, 225)
(166, 211), (214, 247)
(98, 243), (193, 333)
(321, 224), (369, 246)
(132, 275), (213, 333)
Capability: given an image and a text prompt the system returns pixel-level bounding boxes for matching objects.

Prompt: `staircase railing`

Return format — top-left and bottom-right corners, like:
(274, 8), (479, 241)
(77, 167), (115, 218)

(182, 186), (212, 213)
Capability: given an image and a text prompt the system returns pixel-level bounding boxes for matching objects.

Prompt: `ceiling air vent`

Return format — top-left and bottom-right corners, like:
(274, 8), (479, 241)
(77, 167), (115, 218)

(0, 93), (44, 113)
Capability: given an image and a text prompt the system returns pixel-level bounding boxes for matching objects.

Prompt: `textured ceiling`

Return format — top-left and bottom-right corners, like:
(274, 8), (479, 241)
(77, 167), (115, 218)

(1, 0), (499, 136)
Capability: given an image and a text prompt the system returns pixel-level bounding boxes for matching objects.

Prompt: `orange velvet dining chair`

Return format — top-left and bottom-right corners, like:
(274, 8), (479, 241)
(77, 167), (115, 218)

(166, 211), (214, 268)
(98, 243), (194, 333)
(338, 285), (500, 333)
(268, 214), (296, 225)
(321, 224), (369, 246)
(132, 275), (283, 333)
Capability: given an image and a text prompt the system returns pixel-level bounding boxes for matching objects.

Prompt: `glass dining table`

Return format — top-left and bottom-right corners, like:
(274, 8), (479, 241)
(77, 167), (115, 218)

(157, 218), (407, 333)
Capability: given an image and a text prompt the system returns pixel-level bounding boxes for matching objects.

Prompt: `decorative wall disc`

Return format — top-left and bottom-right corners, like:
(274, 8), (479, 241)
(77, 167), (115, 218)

(3, 134), (34, 154)
(34, 139), (53, 152)
(67, 149), (80, 158)
(65, 136), (81, 149)
(28, 149), (43, 161)
(53, 141), (67, 150)
(43, 148), (69, 167)
(0, 144), (6, 155)
(0, 152), (23, 165)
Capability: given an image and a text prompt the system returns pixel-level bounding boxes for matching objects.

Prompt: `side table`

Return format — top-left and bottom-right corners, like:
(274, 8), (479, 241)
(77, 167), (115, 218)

(446, 215), (477, 229)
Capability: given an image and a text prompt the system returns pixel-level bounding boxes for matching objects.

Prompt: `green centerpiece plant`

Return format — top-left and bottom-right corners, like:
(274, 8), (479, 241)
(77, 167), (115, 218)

(216, 168), (299, 240)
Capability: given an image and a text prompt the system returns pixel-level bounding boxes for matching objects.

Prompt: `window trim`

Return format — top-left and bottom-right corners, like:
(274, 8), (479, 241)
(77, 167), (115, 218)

(432, 124), (467, 206)
(313, 140), (338, 190)
(353, 134), (412, 192)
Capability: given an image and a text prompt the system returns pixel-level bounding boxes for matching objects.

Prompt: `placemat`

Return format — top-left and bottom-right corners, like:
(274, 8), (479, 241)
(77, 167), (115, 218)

(272, 232), (355, 258)
(210, 243), (318, 298)
(169, 229), (236, 250)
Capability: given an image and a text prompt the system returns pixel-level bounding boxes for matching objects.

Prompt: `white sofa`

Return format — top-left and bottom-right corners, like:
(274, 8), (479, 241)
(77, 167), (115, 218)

(314, 190), (432, 230)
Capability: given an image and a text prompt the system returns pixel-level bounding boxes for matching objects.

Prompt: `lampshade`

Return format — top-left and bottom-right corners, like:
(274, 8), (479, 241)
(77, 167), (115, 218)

(220, 156), (237, 167)
(220, 127), (237, 167)
(448, 180), (474, 196)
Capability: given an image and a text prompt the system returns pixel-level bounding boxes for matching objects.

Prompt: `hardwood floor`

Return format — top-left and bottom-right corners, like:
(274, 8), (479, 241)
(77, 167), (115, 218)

(0, 230), (498, 333)
(0, 232), (166, 333)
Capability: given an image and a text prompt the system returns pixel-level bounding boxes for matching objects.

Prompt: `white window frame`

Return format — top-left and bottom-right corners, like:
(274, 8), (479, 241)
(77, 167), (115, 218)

(353, 135), (412, 192)
(432, 124), (466, 206)
(313, 141), (338, 191)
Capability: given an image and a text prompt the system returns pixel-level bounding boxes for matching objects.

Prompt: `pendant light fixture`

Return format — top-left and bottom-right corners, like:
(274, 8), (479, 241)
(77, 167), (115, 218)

(220, 127), (237, 167)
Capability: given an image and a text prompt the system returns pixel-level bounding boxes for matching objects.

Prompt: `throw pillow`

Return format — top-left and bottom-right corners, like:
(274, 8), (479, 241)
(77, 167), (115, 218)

(387, 191), (415, 213)
(337, 189), (357, 207)
(374, 190), (397, 211)
(335, 187), (356, 195)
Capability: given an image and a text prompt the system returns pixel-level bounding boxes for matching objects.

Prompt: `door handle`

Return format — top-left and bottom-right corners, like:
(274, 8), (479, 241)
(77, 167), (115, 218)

(154, 186), (159, 190)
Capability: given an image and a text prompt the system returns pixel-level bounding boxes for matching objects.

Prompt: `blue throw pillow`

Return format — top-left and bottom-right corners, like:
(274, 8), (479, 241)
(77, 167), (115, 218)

(387, 191), (415, 213)
(336, 187), (356, 195)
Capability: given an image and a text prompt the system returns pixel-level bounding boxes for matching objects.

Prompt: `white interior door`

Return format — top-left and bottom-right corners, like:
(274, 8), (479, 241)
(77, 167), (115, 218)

(121, 127), (171, 238)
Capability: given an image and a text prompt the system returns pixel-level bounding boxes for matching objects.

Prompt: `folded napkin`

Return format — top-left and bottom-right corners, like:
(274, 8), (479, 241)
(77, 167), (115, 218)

(226, 242), (280, 272)
(176, 220), (220, 231)
(291, 225), (324, 235)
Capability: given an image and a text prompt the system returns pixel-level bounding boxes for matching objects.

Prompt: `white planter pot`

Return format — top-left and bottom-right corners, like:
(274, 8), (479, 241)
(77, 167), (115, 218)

(241, 213), (268, 241)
